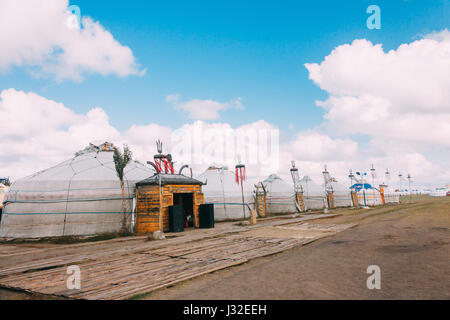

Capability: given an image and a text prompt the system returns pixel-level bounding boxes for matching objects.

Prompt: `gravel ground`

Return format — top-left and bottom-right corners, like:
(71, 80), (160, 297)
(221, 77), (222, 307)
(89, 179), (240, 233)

(143, 196), (450, 300)
(1, 196), (448, 300)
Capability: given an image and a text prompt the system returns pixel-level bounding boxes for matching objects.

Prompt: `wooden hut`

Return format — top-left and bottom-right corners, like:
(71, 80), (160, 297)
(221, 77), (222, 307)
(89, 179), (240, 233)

(135, 174), (204, 233)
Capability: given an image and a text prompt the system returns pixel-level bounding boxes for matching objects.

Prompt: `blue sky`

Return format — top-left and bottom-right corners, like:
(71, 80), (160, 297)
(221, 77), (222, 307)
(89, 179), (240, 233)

(0, 0), (449, 186)
(1, 0), (448, 132)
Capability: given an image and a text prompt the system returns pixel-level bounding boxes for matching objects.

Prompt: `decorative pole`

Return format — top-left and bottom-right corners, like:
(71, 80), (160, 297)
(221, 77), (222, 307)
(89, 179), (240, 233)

(157, 141), (163, 232)
(370, 164), (377, 201)
(356, 171), (368, 207)
(235, 161), (246, 220)
(322, 165), (330, 210)
(290, 161), (300, 186)
(349, 169), (355, 207)
(146, 140), (175, 236)
(349, 169), (354, 187)
(385, 168), (391, 200)
(407, 174), (412, 203)
(322, 165), (330, 194)
(290, 161), (303, 212)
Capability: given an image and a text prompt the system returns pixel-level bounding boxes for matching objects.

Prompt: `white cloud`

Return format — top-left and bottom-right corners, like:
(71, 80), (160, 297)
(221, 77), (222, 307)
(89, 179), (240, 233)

(169, 120), (280, 177)
(0, 88), (446, 188)
(289, 131), (358, 161)
(0, 89), (270, 180)
(425, 28), (450, 41)
(317, 95), (450, 148)
(302, 30), (450, 186)
(167, 94), (242, 120)
(0, 89), (121, 176)
(0, 0), (144, 81)
(124, 123), (173, 162)
(305, 34), (450, 113)
(305, 31), (450, 149)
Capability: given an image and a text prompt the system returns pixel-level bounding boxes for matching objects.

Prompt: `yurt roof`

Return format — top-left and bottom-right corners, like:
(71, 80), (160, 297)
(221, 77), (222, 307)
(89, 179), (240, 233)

(263, 174), (282, 183)
(196, 166), (252, 195)
(196, 166), (232, 187)
(324, 181), (350, 192)
(262, 174), (294, 193)
(14, 142), (155, 184)
(298, 175), (323, 192)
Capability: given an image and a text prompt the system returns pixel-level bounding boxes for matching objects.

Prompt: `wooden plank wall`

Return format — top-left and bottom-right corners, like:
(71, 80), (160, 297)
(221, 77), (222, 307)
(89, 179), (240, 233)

(255, 192), (266, 217)
(136, 185), (161, 233)
(351, 191), (358, 207)
(327, 193), (336, 209)
(379, 186), (386, 205)
(296, 193), (305, 212)
(193, 191), (204, 228)
(136, 184), (204, 233)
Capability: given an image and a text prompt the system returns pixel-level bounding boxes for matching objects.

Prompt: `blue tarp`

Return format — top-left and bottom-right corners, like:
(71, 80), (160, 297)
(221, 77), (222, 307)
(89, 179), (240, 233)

(350, 183), (379, 192)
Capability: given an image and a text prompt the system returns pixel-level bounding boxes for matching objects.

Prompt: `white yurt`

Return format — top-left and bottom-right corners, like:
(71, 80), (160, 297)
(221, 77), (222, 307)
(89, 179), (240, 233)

(298, 176), (327, 210)
(326, 181), (353, 207)
(429, 186), (449, 197)
(196, 166), (253, 221)
(262, 174), (298, 214)
(0, 142), (155, 239)
(381, 185), (400, 203)
(351, 183), (383, 206)
(0, 182), (10, 214)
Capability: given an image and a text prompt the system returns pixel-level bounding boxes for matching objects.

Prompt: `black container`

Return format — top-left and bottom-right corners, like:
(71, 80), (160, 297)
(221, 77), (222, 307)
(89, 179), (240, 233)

(199, 203), (215, 228)
(169, 205), (184, 232)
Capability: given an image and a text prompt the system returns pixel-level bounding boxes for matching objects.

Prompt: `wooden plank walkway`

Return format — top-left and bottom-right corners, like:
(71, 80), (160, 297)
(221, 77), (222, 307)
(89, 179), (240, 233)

(0, 214), (333, 275)
(0, 214), (355, 300)
(0, 235), (313, 299)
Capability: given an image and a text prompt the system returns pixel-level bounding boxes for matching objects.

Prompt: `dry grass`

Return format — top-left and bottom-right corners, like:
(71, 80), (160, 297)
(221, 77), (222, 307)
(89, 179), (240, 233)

(0, 231), (135, 245)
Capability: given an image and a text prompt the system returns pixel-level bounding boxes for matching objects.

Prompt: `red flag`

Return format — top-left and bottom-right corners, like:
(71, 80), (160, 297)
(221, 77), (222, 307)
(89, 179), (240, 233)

(235, 165), (246, 185)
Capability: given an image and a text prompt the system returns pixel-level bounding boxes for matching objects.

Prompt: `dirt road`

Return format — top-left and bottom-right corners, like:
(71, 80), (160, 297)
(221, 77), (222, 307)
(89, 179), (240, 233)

(1, 196), (448, 300)
(144, 196), (450, 300)
(0, 214), (341, 300)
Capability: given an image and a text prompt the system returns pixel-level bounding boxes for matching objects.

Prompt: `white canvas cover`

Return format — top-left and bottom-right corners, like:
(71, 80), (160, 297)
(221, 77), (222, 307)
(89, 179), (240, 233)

(0, 143), (155, 238)
(0, 184), (9, 209)
(356, 187), (383, 206)
(326, 181), (352, 207)
(298, 176), (327, 210)
(382, 186), (400, 203)
(262, 174), (298, 214)
(196, 166), (253, 221)
(429, 187), (449, 197)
